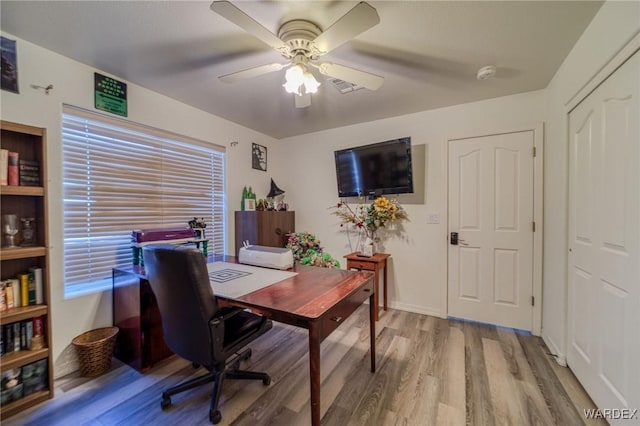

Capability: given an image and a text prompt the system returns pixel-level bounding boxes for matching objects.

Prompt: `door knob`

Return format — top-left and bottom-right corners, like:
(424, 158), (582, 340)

(450, 232), (458, 245)
(450, 232), (468, 246)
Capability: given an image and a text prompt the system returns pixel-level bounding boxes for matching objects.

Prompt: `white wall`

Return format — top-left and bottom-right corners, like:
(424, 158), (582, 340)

(278, 91), (545, 317)
(541, 1), (640, 363)
(0, 34), (279, 376)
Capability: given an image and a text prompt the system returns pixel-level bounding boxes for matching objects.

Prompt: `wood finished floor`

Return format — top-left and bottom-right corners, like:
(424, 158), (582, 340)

(5, 306), (604, 426)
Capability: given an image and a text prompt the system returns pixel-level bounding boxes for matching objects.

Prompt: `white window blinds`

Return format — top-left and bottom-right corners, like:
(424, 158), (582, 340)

(62, 105), (226, 296)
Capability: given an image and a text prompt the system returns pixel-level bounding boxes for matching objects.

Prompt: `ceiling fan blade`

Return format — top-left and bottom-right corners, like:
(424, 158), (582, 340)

(294, 93), (311, 108)
(311, 2), (380, 55)
(219, 63), (287, 83)
(211, 1), (289, 54)
(317, 62), (384, 91)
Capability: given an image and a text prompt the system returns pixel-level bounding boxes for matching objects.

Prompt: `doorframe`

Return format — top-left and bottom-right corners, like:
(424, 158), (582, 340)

(445, 123), (544, 335)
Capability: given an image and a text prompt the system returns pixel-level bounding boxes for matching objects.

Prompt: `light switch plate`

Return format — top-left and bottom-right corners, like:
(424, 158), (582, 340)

(426, 212), (440, 224)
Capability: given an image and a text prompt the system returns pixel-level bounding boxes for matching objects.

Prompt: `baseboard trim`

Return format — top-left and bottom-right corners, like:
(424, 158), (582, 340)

(542, 333), (567, 366)
(388, 301), (443, 318)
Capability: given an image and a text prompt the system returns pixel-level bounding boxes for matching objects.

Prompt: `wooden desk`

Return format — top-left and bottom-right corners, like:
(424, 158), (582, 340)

(114, 259), (375, 426)
(113, 266), (173, 371)
(344, 252), (391, 321)
(218, 265), (376, 426)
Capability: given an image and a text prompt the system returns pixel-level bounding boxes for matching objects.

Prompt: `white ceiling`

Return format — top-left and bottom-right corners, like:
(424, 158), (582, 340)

(1, 1), (603, 139)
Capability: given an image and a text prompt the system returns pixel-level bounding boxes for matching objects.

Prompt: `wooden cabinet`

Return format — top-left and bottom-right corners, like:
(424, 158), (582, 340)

(0, 120), (53, 420)
(234, 211), (295, 257)
(112, 266), (173, 372)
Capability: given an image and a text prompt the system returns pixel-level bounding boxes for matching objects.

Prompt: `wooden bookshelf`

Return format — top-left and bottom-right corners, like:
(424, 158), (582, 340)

(1, 120), (53, 420)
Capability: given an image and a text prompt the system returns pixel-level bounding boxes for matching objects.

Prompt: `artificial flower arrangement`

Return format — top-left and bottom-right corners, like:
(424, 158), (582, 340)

(286, 232), (340, 268)
(300, 249), (341, 268)
(332, 196), (409, 245)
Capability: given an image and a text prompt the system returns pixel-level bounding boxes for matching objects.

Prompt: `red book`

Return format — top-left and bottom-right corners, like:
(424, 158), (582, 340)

(8, 151), (19, 186)
(33, 316), (44, 336)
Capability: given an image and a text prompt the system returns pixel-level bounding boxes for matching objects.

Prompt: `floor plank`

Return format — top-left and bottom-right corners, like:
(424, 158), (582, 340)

(4, 306), (600, 426)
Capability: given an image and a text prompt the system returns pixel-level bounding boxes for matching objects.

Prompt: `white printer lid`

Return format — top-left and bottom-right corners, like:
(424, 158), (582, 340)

(243, 245), (290, 254)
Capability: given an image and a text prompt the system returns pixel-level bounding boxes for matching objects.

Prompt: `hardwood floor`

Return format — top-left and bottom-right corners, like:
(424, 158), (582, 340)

(5, 306), (604, 426)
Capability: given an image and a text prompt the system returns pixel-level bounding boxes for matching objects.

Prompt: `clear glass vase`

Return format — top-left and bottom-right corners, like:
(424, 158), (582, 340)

(358, 231), (375, 257)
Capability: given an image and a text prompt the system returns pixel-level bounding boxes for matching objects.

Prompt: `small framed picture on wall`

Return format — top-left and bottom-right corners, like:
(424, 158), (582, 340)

(1, 36), (19, 94)
(252, 143), (267, 171)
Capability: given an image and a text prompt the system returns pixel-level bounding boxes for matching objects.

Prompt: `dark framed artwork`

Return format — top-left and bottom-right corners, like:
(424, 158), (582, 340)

(252, 143), (267, 171)
(1, 36), (19, 94)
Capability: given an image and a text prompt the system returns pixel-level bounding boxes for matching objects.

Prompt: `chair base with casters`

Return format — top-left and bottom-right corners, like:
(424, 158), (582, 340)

(160, 348), (271, 424)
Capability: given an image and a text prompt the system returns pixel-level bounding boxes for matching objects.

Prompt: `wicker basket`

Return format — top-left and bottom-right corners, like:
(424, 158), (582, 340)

(72, 326), (119, 377)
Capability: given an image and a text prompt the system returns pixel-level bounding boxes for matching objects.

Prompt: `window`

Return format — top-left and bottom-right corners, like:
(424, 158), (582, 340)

(62, 105), (225, 297)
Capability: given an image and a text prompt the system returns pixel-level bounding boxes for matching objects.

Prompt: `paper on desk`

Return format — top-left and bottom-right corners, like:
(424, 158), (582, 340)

(207, 262), (297, 298)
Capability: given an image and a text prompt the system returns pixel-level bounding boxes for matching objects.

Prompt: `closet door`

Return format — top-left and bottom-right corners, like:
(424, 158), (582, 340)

(567, 51), (639, 421)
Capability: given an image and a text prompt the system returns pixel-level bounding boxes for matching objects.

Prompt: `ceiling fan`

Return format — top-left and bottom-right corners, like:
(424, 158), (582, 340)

(210, 1), (384, 108)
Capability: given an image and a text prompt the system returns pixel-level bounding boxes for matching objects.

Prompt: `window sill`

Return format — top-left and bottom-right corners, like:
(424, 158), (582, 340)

(64, 277), (113, 299)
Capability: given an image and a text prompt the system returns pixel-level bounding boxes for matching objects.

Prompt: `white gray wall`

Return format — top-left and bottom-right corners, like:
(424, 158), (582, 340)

(277, 91), (545, 317)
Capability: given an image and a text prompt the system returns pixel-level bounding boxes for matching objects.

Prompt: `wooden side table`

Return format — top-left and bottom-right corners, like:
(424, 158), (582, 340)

(344, 252), (391, 321)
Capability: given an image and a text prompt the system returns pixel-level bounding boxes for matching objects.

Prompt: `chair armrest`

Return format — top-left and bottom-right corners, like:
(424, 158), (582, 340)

(209, 307), (243, 327)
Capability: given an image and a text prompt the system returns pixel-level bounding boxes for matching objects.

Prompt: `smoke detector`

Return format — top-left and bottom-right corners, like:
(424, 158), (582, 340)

(476, 65), (497, 80)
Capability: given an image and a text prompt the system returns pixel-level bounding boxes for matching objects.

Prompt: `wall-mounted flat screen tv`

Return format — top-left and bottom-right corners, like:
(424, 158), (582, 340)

(334, 137), (413, 197)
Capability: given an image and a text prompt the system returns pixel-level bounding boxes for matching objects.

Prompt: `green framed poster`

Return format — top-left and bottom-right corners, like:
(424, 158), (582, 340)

(94, 73), (127, 117)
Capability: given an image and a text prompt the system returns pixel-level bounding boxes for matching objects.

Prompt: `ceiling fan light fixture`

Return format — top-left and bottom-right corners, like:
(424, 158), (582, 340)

(283, 64), (304, 94)
(303, 71), (320, 94)
(283, 64), (320, 95)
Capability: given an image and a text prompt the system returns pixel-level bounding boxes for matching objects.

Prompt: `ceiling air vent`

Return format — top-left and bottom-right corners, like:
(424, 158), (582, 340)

(327, 78), (363, 94)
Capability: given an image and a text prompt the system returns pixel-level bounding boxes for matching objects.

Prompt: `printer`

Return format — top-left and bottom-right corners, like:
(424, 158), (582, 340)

(238, 245), (294, 270)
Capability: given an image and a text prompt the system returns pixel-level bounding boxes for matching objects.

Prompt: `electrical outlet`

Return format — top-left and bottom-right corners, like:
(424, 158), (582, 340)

(426, 212), (440, 224)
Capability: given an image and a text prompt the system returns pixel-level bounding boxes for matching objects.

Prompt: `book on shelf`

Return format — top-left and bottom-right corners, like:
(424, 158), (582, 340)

(0, 282), (5, 312)
(0, 149), (7, 185)
(29, 267), (44, 304)
(18, 273), (29, 307)
(8, 151), (19, 186)
(5, 282), (15, 309)
(3, 324), (13, 352)
(0, 278), (24, 311)
(19, 159), (40, 171)
(33, 316), (44, 337)
(20, 321), (28, 349)
(27, 271), (36, 305)
(18, 176), (40, 186)
(18, 159), (40, 186)
(12, 323), (20, 352)
(0, 279), (22, 309)
(0, 319), (38, 354)
(9, 278), (21, 308)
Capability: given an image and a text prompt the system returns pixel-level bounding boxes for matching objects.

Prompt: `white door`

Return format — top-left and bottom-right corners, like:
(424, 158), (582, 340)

(448, 131), (535, 330)
(568, 51), (639, 421)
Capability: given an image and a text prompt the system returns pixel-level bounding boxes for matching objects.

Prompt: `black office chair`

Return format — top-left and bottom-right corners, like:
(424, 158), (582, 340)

(143, 244), (272, 424)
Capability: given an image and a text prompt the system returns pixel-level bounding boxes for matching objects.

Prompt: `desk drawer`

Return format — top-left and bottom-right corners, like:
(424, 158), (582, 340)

(348, 259), (376, 271)
(319, 279), (374, 340)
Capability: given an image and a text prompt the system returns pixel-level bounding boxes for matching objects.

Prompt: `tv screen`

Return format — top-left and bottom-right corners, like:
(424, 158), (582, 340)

(334, 137), (413, 197)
